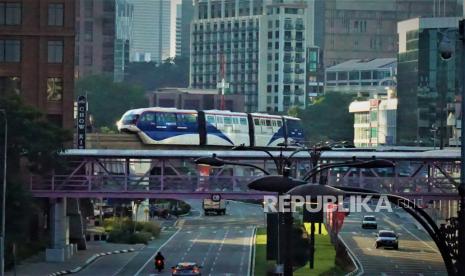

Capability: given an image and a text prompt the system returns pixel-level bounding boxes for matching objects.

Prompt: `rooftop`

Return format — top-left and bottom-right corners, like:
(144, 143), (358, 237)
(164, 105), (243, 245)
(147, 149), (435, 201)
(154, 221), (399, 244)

(326, 58), (397, 72)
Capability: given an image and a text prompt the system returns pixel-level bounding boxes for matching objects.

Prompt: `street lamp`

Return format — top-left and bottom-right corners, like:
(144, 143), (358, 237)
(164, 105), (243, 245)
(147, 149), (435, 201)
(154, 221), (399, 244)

(438, 20), (465, 275)
(431, 123), (439, 149)
(0, 109), (7, 276)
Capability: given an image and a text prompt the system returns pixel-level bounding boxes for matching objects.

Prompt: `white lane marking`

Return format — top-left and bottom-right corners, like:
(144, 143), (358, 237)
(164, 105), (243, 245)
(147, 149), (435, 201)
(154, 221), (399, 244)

(380, 213), (439, 253)
(247, 227), (256, 276)
(134, 227), (182, 276)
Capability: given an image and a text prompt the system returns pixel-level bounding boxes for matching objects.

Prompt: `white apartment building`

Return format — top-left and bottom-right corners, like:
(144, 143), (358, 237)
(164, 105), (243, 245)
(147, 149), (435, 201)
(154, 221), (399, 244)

(130, 0), (171, 63)
(349, 90), (398, 147)
(189, 0), (313, 112)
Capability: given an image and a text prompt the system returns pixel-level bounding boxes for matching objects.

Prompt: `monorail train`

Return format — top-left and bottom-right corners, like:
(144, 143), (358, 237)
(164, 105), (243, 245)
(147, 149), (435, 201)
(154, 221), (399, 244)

(117, 107), (305, 147)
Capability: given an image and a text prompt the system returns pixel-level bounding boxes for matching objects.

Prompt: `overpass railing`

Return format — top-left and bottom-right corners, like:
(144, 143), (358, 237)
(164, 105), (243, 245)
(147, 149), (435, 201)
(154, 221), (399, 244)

(30, 175), (262, 194)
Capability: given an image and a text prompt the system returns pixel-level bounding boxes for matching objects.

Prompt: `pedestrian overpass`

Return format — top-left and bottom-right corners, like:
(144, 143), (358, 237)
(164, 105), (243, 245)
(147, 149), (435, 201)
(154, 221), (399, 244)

(33, 147), (461, 262)
(29, 148), (461, 201)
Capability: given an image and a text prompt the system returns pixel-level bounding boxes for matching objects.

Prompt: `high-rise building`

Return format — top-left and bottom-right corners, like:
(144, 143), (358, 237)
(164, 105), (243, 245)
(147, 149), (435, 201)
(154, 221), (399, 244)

(179, 0), (195, 57)
(76, 0), (133, 82)
(176, 4), (182, 57)
(397, 17), (462, 146)
(190, 0), (313, 112)
(323, 0), (463, 67)
(0, 0), (75, 128)
(130, 0), (171, 63)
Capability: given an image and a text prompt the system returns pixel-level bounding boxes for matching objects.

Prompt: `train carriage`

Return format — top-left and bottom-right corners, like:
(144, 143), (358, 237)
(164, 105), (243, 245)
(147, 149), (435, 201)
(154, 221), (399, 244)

(117, 107), (305, 148)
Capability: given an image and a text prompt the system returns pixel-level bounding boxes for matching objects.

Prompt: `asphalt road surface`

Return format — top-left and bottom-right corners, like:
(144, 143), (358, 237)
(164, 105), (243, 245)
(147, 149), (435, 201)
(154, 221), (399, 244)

(78, 200), (264, 276)
(339, 206), (448, 275)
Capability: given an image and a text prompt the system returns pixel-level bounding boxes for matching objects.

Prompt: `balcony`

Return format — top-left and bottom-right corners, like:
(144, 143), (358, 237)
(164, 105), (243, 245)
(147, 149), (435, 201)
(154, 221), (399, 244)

(284, 67), (293, 73)
(295, 24), (305, 30)
(284, 23), (294, 30)
(295, 68), (304, 74)
(295, 47), (305, 52)
(284, 46), (294, 52)
(283, 56), (294, 63)
(295, 57), (305, 63)
(294, 89), (304, 95)
(284, 78), (293, 84)
(284, 36), (293, 41)
(295, 36), (305, 42)
(295, 79), (305, 85)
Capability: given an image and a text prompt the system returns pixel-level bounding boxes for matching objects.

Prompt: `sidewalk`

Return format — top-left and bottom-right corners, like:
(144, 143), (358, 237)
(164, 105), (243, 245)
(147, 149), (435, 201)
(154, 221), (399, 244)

(6, 241), (145, 276)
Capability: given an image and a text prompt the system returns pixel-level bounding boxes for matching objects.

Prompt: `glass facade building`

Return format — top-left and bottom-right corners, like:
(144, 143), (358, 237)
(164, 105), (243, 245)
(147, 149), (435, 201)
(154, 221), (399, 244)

(397, 17), (462, 146)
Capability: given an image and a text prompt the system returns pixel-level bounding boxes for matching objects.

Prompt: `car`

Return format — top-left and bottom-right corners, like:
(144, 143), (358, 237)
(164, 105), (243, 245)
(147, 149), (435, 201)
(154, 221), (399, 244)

(362, 215), (377, 229)
(171, 262), (202, 276)
(376, 230), (399, 249)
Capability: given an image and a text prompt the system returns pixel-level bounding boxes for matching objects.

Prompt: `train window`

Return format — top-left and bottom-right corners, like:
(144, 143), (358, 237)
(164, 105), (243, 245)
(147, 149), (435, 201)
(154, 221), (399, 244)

(156, 112), (176, 126)
(240, 117), (247, 125)
(139, 112), (154, 122)
(177, 113), (197, 124)
(272, 120), (277, 127)
(260, 119), (266, 125)
(277, 120), (283, 127)
(206, 115), (215, 124)
(266, 120), (272, 126)
(217, 116), (224, 124)
(254, 118), (260, 125)
(224, 116), (232, 125)
(233, 117), (239, 124)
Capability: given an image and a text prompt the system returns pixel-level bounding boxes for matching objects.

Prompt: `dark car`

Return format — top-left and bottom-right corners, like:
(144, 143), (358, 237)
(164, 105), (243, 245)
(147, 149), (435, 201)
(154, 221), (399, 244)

(376, 230), (399, 249)
(172, 262), (202, 276)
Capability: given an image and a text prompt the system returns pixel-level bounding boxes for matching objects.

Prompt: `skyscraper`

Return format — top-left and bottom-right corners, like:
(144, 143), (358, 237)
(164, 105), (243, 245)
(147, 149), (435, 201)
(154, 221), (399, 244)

(323, 0), (463, 67)
(179, 0), (195, 57)
(190, 0), (313, 112)
(76, 0), (133, 82)
(131, 0), (171, 63)
(176, 3), (182, 57)
(397, 17), (462, 146)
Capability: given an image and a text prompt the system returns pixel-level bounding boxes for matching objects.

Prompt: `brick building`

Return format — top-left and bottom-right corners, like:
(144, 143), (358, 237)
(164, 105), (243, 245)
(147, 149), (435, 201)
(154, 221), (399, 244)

(0, 0), (75, 128)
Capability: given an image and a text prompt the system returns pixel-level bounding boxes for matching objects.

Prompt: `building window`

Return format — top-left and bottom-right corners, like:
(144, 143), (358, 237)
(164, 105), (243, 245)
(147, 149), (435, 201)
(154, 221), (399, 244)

(84, 21), (93, 41)
(0, 76), (20, 95)
(0, 39), (21, 62)
(0, 3), (21, 26)
(47, 78), (63, 101)
(48, 3), (63, 26)
(48, 40), (63, 63)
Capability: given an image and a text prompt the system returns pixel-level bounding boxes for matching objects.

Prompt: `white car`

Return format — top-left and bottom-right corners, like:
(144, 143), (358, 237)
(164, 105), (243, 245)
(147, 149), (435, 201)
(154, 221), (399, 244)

(362, 215), (377, 229)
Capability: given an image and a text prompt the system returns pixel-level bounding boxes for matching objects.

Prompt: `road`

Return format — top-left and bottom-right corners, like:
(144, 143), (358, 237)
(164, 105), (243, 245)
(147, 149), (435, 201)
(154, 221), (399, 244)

(77, 200), (264, 276)
(339, 206), (448, 275)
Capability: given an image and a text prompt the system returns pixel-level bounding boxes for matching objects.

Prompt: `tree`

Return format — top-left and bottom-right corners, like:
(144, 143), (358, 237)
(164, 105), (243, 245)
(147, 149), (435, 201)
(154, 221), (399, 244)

(75, 75), (147, 129)
(125, 56), (190, 91)
(297, 93), (355, 144)
(0, 95), (71, 267)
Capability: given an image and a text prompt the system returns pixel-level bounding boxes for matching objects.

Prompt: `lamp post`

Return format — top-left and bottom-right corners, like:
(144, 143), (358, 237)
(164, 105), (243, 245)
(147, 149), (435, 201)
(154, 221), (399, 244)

(0, 109), (7, 276)
(439, 20), (465, 275)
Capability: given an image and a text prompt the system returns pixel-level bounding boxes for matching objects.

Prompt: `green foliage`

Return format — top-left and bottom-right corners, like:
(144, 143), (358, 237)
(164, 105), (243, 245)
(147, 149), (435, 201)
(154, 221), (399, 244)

(104, 217), (160, 244)
(0, 95), (70, 268)
(75, 75), (147, 129)
(125, 57), (189, 91)
(297, 93), (355, 144)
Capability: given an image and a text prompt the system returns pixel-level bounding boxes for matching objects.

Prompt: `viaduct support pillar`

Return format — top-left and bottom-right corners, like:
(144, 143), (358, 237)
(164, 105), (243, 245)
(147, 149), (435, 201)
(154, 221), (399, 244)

(46, 198), (71, 262)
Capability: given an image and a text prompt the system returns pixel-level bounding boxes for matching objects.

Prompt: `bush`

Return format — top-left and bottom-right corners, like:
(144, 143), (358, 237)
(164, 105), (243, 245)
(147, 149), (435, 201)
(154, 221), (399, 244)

(104, 217), (160, 244)
(129, 231), (152, 244)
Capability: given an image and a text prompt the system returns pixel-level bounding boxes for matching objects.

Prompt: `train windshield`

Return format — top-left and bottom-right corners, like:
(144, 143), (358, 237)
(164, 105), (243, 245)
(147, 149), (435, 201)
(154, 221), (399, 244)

(122, 113), (140, 124)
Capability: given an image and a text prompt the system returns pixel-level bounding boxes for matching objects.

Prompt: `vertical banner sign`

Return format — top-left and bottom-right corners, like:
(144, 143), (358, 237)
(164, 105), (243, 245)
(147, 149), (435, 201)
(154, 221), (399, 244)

(77, 96), (87, 149)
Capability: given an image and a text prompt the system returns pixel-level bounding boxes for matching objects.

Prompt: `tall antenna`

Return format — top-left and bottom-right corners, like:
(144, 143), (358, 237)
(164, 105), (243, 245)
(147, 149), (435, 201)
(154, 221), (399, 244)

(216, 53), (229, 110)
